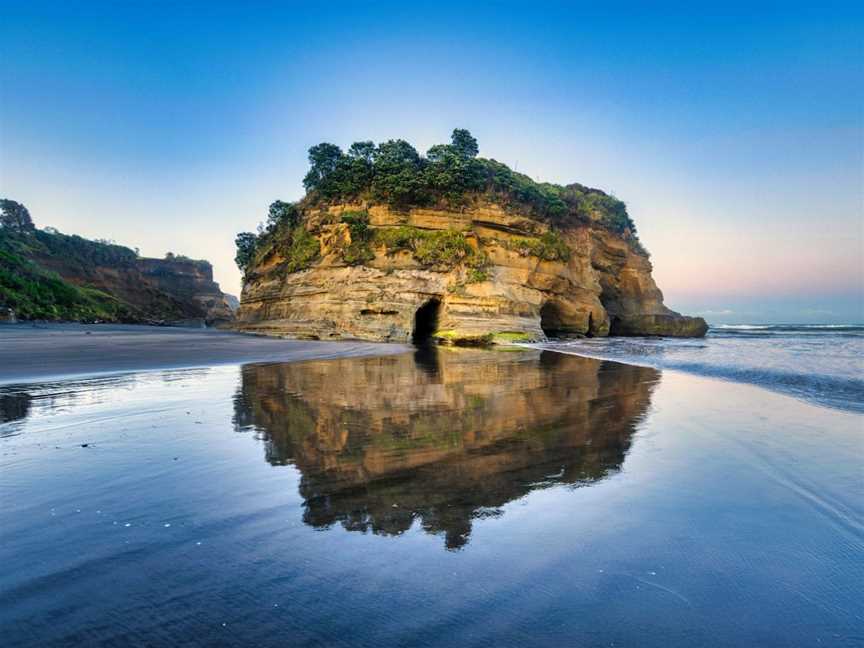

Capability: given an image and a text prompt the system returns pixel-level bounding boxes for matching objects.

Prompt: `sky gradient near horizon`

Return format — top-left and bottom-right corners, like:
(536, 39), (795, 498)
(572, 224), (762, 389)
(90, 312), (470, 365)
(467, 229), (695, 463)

(1, 1), (862, 324)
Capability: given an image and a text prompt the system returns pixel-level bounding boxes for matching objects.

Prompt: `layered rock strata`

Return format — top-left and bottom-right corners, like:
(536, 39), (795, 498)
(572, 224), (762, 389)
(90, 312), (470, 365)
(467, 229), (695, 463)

(238, 202), (706, 343)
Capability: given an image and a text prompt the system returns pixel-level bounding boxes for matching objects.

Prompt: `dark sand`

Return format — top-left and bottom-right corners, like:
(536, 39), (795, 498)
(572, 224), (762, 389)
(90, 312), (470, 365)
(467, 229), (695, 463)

(0, 323), (407, 384)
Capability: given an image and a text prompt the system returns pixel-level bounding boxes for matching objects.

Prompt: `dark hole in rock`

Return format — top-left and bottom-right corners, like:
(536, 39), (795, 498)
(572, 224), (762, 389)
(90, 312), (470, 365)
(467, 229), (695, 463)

(412, 299), (441, 345)
(540, 302), (565, 338)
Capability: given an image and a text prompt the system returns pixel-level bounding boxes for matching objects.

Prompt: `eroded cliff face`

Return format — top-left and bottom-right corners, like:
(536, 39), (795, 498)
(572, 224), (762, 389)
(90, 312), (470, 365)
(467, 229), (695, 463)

(238, 202), (706, 343)
(137, 258), (235, 326)
(35, 251), (235, 326)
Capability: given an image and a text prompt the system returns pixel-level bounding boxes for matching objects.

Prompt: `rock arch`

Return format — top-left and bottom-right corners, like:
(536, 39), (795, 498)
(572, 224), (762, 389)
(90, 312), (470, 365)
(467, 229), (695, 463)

(412, 298), (441, 345)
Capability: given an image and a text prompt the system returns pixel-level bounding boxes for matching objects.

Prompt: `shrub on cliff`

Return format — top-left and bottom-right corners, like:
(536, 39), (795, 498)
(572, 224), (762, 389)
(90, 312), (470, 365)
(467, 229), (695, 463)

(235, 232), (258, 273)
(1, 206), (139, 271)
(340, 211), (376, 265)
(283, 226), (320, 273)
(504, 231), (571, 262)
(372, 224), (489, 276)
(413, 230), (475, 267)
(237, 130), (649, 273)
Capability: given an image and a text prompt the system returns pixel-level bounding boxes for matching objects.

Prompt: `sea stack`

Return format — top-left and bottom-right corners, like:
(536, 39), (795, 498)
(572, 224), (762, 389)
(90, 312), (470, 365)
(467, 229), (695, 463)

(236, 131), (707, 344)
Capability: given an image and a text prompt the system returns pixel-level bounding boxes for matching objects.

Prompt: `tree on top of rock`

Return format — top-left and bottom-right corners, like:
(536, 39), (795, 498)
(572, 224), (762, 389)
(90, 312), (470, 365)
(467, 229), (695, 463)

(450, 129), (479, 158)
(303, 143), (344, 193)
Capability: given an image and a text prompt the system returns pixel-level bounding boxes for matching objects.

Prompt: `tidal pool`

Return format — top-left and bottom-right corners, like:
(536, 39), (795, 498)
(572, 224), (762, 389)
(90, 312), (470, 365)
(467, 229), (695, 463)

(1, 348), (861, 646)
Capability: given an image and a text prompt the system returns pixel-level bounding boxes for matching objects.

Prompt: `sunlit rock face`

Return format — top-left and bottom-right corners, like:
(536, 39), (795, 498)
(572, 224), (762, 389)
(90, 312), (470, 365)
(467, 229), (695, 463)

(233, 349), (660, 549)
(237, 203), (706, 342)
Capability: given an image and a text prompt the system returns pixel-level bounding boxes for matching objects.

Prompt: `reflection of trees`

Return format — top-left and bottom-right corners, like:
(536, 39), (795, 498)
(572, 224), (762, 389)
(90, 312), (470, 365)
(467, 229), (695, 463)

(234, 349), (659, 550)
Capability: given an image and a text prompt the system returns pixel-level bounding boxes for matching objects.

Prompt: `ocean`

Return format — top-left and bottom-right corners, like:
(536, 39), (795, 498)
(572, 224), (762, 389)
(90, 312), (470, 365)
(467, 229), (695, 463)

(532, 324), (864, 414)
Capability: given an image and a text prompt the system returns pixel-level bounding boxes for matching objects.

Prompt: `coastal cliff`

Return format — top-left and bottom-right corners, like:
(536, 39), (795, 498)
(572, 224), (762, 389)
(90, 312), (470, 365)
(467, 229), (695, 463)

(136, 256), (235, 326)
(235, 130), (706, 343)
(0, 201), (235, 326)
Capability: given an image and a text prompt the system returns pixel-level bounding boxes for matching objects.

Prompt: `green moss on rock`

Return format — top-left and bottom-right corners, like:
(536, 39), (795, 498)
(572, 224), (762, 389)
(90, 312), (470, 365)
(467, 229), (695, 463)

(492, 331), (537, 343)
(504, 231), (570, 262)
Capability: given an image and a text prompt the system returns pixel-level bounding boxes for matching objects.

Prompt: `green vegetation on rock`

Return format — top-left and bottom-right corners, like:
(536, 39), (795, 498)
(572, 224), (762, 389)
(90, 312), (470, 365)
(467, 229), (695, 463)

(373, 225), (490, 274)
(492, 331), (536, 343)
(413, 230), (474, 268)
(340, 211), (375, 265)
(0, 220), (139, 321)
(283, 226), (321, 273)
(433, 330), (495, 347)
(299, 129), (643, 242)
(504, 231), (571, 262)
(234, 129), (649, 275)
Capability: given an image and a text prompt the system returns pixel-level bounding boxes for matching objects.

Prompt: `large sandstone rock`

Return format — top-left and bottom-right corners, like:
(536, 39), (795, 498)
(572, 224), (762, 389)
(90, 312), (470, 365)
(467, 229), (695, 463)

(238, 202), (706, 343)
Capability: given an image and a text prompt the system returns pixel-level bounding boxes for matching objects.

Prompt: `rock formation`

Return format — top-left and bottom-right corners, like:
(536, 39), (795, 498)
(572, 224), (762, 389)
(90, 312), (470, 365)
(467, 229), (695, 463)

(236, 130), (705, 343)
(238, 201), (706, 343)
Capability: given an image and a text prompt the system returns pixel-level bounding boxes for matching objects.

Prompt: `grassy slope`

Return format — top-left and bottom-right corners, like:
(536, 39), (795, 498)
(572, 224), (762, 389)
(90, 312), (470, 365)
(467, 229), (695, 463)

(0, 240), (132, 321)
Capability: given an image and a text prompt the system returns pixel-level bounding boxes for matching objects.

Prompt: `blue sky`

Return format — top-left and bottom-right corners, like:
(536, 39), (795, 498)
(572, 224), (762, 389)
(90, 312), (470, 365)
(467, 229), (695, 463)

(1, 1), (862, 323)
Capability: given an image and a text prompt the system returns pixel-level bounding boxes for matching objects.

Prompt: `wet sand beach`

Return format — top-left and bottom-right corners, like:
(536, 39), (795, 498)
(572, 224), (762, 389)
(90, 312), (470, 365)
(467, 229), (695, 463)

(0, 323), (406, 384)
(0, 328), (861, 646)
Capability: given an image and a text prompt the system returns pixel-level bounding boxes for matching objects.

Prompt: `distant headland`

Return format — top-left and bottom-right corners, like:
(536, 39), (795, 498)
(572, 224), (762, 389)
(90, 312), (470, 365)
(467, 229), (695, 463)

(234, 129), (707, 343)
(0, 199), (235, 327)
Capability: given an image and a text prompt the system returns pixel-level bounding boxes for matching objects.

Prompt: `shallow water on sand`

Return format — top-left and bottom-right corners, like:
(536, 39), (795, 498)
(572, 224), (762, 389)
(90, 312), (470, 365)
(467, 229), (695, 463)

(533, 324), (864, 413)
(1, 348), (862, 647)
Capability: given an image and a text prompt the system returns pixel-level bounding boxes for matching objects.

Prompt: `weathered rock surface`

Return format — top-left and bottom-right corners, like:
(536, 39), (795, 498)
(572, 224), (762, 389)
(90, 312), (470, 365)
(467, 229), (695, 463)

(238, 202), (706, 343)
(137, 257), (235, 326)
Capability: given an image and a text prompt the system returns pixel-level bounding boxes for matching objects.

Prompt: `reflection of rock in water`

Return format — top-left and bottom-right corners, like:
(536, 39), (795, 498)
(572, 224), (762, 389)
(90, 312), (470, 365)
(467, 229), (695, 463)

(234, 349), (659, 550)
(0, 392), (32, 426)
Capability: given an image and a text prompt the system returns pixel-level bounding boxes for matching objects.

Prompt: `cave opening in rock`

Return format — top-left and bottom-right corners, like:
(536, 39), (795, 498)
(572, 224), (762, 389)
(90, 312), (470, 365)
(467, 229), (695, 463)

(412, 298), (441, 345)
(540, 302), (564, 338)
